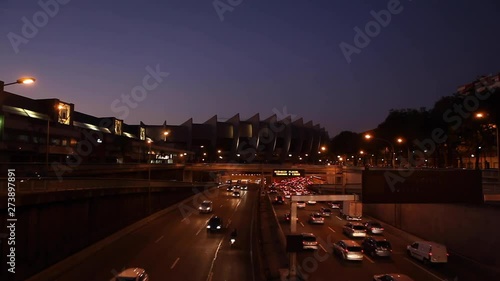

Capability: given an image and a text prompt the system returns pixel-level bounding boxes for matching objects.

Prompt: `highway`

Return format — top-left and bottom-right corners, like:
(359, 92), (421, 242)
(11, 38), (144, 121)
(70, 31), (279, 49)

(52, 185), (258, 281)
(272, 198), (496, 281)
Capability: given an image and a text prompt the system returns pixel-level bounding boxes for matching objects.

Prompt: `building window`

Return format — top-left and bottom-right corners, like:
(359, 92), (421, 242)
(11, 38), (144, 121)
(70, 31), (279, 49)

(58, 103), (71, 125)
(114, 119), (122, 135)
(140, 127), (146, 140)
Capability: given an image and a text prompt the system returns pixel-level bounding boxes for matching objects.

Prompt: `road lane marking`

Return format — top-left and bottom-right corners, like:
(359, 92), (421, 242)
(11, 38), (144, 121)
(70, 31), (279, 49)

(404, 258), (445, 281)
(319, 244), (327, 252)
(170, 257), (180, 269)
(299, 222), (304, 227)
(228, 219), (231, 225)
(181, 216), (189, 222)
(155, 235), (164, 243)
(328, 227), (336, 233)
(335, 216), (343, 220)
(364, 254), (375, 263)
(220, 205), (223, 207)
(206, 239), (224, 281)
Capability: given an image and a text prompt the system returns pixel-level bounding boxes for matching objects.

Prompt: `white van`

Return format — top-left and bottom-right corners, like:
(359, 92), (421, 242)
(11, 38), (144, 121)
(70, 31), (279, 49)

(407, 241), (448, 264)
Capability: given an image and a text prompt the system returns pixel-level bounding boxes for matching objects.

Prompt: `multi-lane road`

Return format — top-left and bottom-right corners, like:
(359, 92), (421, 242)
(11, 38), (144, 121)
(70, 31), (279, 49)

(53, 185), (258, 281)
(272, 198), (496, 281)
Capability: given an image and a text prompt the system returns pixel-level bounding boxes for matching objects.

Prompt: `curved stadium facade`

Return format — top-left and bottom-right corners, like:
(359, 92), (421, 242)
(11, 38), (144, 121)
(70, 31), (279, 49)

(0, 91), (329, 166)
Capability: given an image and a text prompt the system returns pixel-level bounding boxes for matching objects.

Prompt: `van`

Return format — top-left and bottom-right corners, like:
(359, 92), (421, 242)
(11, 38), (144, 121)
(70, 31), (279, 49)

(407, 241), (448, 264)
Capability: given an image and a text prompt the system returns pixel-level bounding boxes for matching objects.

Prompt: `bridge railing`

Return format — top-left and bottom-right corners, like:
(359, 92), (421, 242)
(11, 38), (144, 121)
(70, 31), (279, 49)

(0, 178), (210, 193)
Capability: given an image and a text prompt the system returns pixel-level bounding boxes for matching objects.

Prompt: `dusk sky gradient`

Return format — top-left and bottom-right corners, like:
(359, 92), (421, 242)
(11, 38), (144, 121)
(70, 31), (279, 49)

(1, 0), (499, 136)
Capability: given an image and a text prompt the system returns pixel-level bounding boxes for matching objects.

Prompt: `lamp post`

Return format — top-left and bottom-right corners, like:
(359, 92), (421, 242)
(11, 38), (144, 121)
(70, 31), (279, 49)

(147, 140), (152, 214)
(1, 77), (36, 92)
(396, 138), (411, 168)
(364, 133), (396, 168)
(163, 131), (169, 142)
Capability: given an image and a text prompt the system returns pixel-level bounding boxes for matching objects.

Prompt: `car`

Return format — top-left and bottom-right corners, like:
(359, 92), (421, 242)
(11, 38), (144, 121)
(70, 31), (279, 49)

(226, 186), (234, 192)
(301, 233), (318, 250)
(232, 191), (241, 197)
(274, 196), (285, 204)
(198, 200), (213, 213)
(284, 193), (291, 199)
(240, 185), (248, 190)
(307, 200), (317, 205)
(343, 222), (366, 238)
(297, 201), (306, 208)
(113, 267), (149, 281)
(373, 273), (415, 281)
(309, 213), (325, 224)
(206, 216), (223, 232)
(365, 221), (384, 234)
(233, 185), (240, 190)
(320, 207), (332, 217)
(333, 240), (364, 261)
(284, 213), (299, 223)
(329, 202), (341, 209)
(407, 241), (448, 264)
(362, 236), (392, 257)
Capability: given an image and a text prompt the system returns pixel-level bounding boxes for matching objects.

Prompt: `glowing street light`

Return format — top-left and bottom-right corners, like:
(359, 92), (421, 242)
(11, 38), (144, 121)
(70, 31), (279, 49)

(321, 146), (326, 151)
(163, 131), (169, 141)
(1, 77), (36, 90)
(364, 133), (396, 168)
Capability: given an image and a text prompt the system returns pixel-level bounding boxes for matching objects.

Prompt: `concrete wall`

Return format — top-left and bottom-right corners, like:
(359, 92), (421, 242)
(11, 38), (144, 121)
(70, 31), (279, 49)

(364, 203), (500, 268)
(0, 185), (210, 281)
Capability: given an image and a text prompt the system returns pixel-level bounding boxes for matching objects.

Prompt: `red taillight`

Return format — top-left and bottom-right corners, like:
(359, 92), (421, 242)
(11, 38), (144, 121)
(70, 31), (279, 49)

(380, 228), (384, 230)
(429, 252), (433, 256)
(446, 253), (449, 256)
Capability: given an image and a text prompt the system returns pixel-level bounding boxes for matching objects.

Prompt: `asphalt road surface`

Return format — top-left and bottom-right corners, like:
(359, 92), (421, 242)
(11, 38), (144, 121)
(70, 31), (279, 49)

(271, 197), (496, 281)
(53, 185), (258, 281)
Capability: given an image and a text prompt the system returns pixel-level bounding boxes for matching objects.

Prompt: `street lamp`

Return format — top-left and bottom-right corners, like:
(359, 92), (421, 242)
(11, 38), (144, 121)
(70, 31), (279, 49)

(1, 77), (36, 91)
(163, 131), (169, 141)
(147, 140), (152, 214)
(475, 112), (499, 182)
(364, 133), (396, 168)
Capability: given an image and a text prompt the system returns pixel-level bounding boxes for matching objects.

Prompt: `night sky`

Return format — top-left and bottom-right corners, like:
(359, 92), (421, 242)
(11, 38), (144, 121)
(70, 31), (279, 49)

(1, 0), (499, 136)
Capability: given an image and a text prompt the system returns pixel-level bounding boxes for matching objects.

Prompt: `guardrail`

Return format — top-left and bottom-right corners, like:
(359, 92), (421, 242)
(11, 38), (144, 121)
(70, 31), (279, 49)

(0, 178), (211, 193)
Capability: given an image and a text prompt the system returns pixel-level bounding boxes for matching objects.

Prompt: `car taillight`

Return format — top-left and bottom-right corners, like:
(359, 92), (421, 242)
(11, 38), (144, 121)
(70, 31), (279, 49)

(446, 253), (449, 256)
(429, 252), (433, 256)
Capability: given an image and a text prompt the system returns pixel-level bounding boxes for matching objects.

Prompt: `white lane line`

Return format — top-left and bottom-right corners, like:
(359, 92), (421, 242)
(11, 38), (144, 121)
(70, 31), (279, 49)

(170, 257), (180, 269)
(335, 216), (343, 221)
(328, 227), (336, 233)
(206, 238), (224, 281)
(228, 219), (231, 225)
(197, 219), (211, 236)
(364, 254), (375, 263)
(319, 244), (327, 252)
(220, 205), (223, 207)
(154, 235), (164, 243)
(404, 258), (445, 281)
(299, 222), (305, 227)
(181, 216), (189, 222)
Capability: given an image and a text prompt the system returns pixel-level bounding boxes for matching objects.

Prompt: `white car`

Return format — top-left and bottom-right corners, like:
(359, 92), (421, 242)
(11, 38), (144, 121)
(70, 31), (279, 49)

(301, 233), (318, 250)
(198, 200), (213, 213)
(113, 268), (149, 281)
(307, 200), (317, 205)
(297, 201), (306, 208)
(333, 240), (363, 261)
(373, 273), (414, 281)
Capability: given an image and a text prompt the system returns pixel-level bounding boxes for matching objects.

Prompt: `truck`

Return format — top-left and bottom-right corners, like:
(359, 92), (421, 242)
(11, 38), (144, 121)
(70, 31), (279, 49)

(340, 201), (362, 221)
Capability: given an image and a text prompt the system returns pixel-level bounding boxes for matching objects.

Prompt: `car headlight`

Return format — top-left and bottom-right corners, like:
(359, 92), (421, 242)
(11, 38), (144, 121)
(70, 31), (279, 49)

(207, 225), (211, 228)
(199, 207), (203, 210)
(216, 225), (221, 229)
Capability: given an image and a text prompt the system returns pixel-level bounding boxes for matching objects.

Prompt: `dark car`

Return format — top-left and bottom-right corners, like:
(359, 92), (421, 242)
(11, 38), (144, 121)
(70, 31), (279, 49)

(226, 186), (234, 192)
(206, 216), (223, 232)
(274, 196), (285, 204)
(362, 236), (392, 257)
